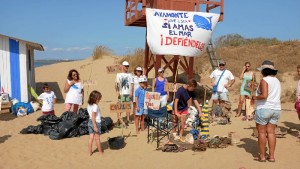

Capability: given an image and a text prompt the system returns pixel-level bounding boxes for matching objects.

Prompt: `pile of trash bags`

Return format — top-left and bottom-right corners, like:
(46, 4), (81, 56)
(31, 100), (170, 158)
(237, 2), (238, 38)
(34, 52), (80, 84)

(20, 108), (113, 140)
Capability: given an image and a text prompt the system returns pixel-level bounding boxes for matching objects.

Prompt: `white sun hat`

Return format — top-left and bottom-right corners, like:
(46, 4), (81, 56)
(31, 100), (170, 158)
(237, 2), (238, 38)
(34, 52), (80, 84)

(138, 76), (147, 83)
(122, 61), (129, 66)
(135, 67), (143, 71)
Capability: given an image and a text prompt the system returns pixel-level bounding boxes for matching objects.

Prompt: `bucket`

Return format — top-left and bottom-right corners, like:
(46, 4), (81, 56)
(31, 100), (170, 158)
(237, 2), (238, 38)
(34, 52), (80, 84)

(108, 136), (125, 149)
(228, 132), (240, 145)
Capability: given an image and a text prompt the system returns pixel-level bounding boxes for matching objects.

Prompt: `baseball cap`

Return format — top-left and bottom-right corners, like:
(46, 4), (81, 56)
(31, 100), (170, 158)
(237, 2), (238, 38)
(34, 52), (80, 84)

(158, 68), (164, 73)
(218, 60), (226, 65)
(122, 61), (129, 66)
(257, 60), (278, 71)
(135, 67), (143, 71)
(138, 76), (147, 83)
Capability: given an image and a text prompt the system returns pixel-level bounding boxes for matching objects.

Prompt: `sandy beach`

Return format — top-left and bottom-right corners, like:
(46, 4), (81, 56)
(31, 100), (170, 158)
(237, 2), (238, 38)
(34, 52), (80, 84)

(0, 55), (299, 169)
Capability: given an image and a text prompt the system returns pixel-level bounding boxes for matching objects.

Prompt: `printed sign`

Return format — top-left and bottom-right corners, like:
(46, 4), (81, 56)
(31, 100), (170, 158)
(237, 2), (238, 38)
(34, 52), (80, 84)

(106, 65), (123, 74)
(82, 80), (97, 86)
(110, 102), (132, 113)
(164, 83), (184, 92)
(244, 80), (258, 93)
(144, 92), (160, 110)
(146, 8), (219, 57)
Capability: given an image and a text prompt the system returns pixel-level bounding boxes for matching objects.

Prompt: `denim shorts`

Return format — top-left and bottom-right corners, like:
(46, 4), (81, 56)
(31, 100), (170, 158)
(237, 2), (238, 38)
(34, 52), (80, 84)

(88, 119), (101, 134)
(211, 92), (229, 101)
(136, 108), (148, 116)
(255, 109), (281, 125)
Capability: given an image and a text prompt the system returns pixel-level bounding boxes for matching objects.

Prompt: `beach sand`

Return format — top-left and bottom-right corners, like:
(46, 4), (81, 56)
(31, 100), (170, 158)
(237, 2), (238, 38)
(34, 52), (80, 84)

(0, 56), (299, 169)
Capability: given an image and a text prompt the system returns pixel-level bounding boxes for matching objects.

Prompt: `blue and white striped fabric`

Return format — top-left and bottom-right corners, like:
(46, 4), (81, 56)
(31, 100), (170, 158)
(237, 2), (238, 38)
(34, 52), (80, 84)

(0, 36), (28, 102)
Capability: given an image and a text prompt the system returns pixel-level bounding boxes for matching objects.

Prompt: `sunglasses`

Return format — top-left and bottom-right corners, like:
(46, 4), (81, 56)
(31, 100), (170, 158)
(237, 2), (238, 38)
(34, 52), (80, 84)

(125, 65), (129, 68)
(219, 64), (225, 66)
(159, 71), (164, 73)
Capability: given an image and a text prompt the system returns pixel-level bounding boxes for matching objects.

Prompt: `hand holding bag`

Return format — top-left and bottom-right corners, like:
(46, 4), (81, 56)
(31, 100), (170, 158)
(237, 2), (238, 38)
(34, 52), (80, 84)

(244, 73), (258, 93)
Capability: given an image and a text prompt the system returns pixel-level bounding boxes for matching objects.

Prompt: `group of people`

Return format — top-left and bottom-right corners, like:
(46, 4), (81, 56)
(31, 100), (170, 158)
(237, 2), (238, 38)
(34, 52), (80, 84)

(36, 59), (300, 160)
(210, 60), (300, 162)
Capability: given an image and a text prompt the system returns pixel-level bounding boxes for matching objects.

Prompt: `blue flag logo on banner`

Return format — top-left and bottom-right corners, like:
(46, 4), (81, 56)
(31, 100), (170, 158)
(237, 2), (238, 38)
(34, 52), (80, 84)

(193, 15), (213, 31)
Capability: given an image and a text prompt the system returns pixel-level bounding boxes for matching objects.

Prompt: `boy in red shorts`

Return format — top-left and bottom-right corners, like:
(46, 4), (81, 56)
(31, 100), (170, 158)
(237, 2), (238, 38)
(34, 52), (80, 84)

(172, 79), (203, 141)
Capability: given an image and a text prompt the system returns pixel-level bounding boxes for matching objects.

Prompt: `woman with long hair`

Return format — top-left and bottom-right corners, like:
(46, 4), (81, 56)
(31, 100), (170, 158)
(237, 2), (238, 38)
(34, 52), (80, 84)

(236, 62), (256, 117)
(64, 69), (84, 113)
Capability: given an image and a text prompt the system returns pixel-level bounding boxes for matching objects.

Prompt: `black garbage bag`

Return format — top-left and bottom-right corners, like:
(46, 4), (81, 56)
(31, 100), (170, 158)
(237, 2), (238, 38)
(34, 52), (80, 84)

(58, 120), (76, 138)
(78, 108), (89, 120)
(20, 125), (43, 134)
(37, 114), (61, 123)
(49, 130), (61, 140)
(60, 111), (80, 124)
(101, 117), (113, 133)
(41, 124), (55, 135)
(66, 128), (79, 138)
(78, 120), (89, 135)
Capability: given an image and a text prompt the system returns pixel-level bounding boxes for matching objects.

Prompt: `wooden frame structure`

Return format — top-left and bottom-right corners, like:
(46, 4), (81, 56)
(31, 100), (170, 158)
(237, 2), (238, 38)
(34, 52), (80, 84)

(125, 0), (224, 81)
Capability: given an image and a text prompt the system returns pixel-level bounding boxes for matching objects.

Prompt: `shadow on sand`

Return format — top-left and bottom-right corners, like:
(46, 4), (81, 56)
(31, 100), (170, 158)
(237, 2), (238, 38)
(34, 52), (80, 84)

(0, 135), (12, 144)
(0, 113), (17, 121)
(237, 138), (258, 157)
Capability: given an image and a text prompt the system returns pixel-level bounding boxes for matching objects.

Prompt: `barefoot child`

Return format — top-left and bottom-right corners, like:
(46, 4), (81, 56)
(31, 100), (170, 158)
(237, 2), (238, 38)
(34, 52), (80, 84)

(38, 83), (56, 115)
(134, 76), (148, 134)
(87, 90), (103, 156)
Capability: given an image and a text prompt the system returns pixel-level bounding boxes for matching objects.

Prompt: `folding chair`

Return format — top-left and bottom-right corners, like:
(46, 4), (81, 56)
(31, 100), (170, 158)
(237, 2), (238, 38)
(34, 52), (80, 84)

(146, 106), (176, 148)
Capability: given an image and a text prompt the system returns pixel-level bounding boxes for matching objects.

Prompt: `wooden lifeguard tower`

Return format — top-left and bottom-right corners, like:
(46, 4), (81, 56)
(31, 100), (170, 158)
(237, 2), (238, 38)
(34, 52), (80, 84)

(125, 0), (224, 81)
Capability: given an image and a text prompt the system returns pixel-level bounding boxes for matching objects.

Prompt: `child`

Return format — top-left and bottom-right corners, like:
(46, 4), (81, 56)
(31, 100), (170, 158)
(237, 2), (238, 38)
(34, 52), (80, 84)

(134, 76), (148, 134)
(87, 90), (103, 156)
(38, 83), (56, 115)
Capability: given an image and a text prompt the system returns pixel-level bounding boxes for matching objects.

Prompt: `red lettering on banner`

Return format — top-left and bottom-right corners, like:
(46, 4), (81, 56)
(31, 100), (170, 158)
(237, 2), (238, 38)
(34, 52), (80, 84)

(162, 36), (206, 51)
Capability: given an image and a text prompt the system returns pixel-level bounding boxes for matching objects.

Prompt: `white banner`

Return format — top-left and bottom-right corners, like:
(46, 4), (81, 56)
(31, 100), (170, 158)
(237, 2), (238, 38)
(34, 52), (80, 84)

(146, 8), (220, 57)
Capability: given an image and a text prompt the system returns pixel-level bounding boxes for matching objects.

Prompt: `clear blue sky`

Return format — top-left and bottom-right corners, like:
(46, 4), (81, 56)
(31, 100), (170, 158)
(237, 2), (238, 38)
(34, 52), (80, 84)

(1, 0), (299, 60)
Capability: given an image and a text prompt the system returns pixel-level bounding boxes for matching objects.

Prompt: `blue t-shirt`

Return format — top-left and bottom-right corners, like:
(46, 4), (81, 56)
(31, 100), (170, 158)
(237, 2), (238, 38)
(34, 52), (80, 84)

(155, 77), (167, 96)
(174, 86), (196, 111)
(135, 87), (147, 109)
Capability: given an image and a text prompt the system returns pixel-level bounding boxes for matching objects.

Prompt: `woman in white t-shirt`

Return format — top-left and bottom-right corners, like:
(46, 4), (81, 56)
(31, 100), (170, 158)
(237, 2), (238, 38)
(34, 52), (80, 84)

(251, 60), (281, 162)
(87, 90), (103, 156)
(64, 69), (84, 113)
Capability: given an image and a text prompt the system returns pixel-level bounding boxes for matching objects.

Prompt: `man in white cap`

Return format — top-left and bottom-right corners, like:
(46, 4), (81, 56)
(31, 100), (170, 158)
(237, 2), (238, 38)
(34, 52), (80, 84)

(209, 60), (235, 107)
(115, 60), (133, 126)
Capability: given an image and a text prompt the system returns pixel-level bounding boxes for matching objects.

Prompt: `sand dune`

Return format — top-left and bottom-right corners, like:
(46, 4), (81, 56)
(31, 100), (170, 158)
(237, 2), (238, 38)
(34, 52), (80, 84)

(0, 55), (299, 169)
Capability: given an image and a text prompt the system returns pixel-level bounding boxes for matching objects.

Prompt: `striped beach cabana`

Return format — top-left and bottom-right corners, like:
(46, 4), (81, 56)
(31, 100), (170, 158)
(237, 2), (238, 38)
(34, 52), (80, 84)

(0, 34), (44, 102)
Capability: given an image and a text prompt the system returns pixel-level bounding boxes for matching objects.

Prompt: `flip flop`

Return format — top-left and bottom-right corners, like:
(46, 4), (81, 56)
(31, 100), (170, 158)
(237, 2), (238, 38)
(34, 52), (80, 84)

(253, 157), (266, 162)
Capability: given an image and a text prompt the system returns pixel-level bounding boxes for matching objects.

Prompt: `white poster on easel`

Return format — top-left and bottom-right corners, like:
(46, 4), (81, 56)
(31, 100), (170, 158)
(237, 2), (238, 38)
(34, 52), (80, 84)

(146, 8), (220, 57)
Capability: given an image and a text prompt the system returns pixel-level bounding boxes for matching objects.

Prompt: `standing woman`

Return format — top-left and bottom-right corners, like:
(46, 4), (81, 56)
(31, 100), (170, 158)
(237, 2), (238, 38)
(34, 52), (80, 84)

(152, 68), (169, 107)
(236, 62), (256, 117)
(251, 60), (281, 162)
(130, 66), (144, 122)
(64, 69), (84, 113)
